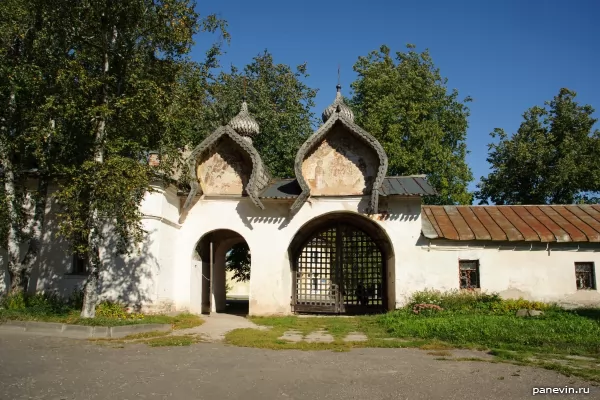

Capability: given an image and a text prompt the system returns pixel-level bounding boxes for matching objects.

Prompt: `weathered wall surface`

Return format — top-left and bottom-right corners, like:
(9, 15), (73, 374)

(197, 137), (250, 196)
(28, 181), (177, 314)
(175, 195), (412, 315)
(302, 125), (378, 196)
(14, 180), (600, 314)
(410, 240), (600, 308)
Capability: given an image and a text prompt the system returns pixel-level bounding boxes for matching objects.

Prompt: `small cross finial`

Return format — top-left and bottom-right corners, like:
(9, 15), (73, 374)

(337, 64), (340, 86)
(243, 77), (247, 101)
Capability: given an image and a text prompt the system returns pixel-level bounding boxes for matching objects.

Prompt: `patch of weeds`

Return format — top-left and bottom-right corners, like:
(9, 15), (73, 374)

(145, 335), (202, 347)
(419, 341), (454, 350)
(169, 313), (204, 330)
(489, 349), (532, 363)
(427, 350), (452, 357)
(121, 331), (170, 341)
(497, 376), (505, 380)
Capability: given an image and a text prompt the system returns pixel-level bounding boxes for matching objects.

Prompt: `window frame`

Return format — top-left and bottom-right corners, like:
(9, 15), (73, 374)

(459, 259), (481, 290)
(68, 252), (89, 276)
(575, 262), (596, 290)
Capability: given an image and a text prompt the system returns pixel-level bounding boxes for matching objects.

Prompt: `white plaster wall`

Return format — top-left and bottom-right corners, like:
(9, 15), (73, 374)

(31, 182), (81, 297)
(174, 195), (415, 315)
(22, 180), (600, 314)
(27, 181), (176, 313)
(409, 241), (600, 308)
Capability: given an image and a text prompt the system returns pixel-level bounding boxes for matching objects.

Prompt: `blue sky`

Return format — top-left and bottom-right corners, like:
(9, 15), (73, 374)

(196, 0), (599, 192)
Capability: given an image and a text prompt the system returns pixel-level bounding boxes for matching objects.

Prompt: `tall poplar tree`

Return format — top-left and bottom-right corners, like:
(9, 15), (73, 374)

(476, 88), (600, 205)
(349, 44), (473, 205)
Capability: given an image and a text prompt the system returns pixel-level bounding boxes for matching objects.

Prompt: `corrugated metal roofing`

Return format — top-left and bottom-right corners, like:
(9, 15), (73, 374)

(422, 205), (600, 243)
(259, 176), (437, 199)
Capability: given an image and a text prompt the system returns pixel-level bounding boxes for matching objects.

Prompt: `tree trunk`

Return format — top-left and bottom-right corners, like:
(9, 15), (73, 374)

(18, 173), (49, 293)
(4, 163), (22, 294)
(81, 219), (100, 318)
(2, 89), (22, 294)
(80, 21), (117, 318)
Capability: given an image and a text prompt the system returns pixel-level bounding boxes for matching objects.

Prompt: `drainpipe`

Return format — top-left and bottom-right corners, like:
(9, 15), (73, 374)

(210, 240), (214, 314)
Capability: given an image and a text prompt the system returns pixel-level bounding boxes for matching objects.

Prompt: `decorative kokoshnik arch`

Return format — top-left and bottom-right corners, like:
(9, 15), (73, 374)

(182, 101), (271, 213)
(292, 85), (389, 215)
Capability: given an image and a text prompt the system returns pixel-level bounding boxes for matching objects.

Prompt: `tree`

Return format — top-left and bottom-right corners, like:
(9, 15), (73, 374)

(225, 243), (250, 282)
(0, 0), (65, 293)
(39, 0), (229, 317)
(204, 51), (317, 178)
(349, 44), (473, 205)
(475, 88), (600, 205)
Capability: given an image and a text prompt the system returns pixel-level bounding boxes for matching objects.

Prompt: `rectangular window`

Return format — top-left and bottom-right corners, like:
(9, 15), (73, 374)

(71, 253), (88, 275)
(575, 262), (596, 290)
(459, 260), (480, 289)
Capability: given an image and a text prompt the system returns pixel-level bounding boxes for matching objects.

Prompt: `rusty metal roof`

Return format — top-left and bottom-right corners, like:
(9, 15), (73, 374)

(260, 176), (436, 199)
(422, 205), (600, 243)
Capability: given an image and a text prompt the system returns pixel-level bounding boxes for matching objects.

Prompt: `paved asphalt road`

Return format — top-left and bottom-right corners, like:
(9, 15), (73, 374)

(0, 332), (596, 400)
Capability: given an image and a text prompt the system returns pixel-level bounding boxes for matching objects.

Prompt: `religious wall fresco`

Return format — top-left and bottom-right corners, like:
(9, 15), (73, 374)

(197, 137), (250, 195)
(302, 125), (378, 195)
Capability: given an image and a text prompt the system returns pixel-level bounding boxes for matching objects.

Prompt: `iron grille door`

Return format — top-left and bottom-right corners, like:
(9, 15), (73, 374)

(293, 227), (339, 313)
(340, 225), (384, 313)
(292, 223), (386, 314)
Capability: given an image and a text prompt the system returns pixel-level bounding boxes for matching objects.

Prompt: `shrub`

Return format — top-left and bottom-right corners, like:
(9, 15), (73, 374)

(412, 303), (444, 315)
(406, 289), (551, 315)
(490, 298), (550, 314)
(95, 301), (128, 319)
(408, 289), (442, 308)
(95, 301), (144, 320)
(68, 286), (84, 309)
(26, 292), (68, 314)
(1, 291), (27, 310)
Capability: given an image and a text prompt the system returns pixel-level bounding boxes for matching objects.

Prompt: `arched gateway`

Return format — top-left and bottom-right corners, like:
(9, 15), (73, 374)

(289, 213), (393, 314)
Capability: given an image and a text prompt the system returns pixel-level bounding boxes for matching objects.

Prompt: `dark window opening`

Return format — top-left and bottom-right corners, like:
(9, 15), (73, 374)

(71, 253), (88, 275)
(575, 262), (596, 290)
(459, 260), (480, 289)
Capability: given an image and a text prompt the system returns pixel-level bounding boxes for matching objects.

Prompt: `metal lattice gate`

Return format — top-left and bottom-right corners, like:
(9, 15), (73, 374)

(292, 223), (385, 314)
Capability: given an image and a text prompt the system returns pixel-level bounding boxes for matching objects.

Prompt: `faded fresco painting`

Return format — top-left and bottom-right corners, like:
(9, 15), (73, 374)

(197, 138), (250, 195)
(302, 125), (378, 195)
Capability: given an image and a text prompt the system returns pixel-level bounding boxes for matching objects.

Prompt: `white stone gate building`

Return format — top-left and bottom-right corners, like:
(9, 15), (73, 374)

(3, 85), (600, 314)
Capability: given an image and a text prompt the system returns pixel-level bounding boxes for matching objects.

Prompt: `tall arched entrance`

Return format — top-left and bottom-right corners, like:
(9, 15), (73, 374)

(289, 213), (394, 314)
(193, 229), (250, 315)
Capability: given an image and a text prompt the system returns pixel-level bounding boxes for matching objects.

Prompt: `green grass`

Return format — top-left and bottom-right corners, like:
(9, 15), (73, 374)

(224, 305), (600, 382)
(145, 335), (203, 347)
(0, 308), (203, 328)
(378, 309), (600, 356)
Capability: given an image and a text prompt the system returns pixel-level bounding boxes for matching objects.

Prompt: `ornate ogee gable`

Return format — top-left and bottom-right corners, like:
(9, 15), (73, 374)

(182, 101), (271, 213)
(292, 86), (388, 214)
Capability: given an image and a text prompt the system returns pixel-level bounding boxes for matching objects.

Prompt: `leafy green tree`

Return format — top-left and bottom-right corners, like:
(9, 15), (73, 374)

(349, 44), (473, 205)
(35, 0), (229, 317)
(225, 243), (250, 283)
(0, 0), (67, 293)
(204, 51), (317, 178)
(476, 88), (600, 205)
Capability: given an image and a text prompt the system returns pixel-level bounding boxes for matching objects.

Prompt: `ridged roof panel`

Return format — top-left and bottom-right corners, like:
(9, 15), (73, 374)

(422, 205), (600, 243)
